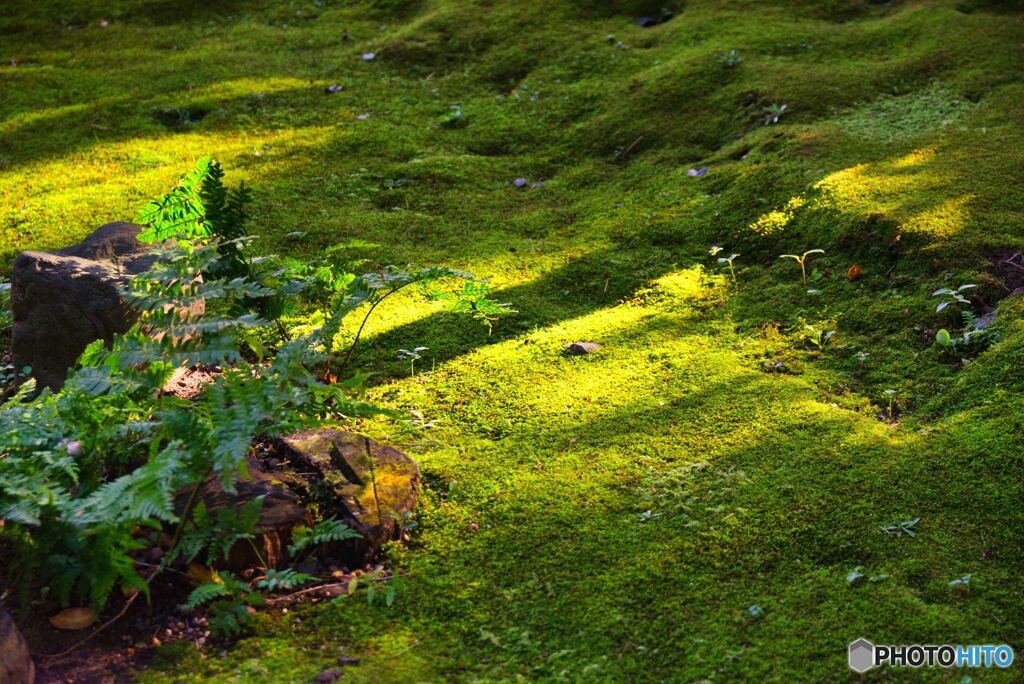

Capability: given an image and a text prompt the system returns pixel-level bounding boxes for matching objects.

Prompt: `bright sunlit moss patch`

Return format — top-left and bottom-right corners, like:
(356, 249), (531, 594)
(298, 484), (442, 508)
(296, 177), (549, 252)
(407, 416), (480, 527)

(748, 196), (808, 237)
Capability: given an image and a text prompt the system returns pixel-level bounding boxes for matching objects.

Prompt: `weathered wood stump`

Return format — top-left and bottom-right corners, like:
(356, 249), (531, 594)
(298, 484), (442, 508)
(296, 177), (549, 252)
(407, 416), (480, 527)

(174, 468), (307, 571)
(175, 431), (419, 570)
(280, 430), (421, 566)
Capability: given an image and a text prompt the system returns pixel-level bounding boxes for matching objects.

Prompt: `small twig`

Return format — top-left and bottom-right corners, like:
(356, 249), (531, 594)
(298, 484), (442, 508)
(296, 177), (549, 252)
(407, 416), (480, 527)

(386, 639), (420, 660)
(339, 280), (420, 371)
(267, 574), (408, 605)
(246, 537), (268, 569)
(133, 561), (192, 580)
(268, 582), (346, 604)
(619, 135), (644, 159)
(169, 467), (213, 554)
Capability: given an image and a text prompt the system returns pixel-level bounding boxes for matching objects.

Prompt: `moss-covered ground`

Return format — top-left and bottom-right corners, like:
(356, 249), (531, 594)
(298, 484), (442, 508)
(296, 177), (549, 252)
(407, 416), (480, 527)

(4, 0), (1024, 680)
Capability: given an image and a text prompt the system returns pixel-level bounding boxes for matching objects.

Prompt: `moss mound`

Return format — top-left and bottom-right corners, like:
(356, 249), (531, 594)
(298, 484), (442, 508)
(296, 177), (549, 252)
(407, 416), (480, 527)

(3, 0), (1023, 680)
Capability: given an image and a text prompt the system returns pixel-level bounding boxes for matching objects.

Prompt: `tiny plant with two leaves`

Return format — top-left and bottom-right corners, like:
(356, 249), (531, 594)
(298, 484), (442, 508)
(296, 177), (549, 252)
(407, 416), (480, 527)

(933, 283), (977, 312)
(397, 347), (429, 375)
(779, 249), (824, 287)
(710, 246), (740, 286)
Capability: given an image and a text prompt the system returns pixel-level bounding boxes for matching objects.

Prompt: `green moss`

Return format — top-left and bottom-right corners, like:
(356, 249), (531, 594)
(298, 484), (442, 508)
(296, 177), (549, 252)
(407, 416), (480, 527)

(4, 0), (1024, 680)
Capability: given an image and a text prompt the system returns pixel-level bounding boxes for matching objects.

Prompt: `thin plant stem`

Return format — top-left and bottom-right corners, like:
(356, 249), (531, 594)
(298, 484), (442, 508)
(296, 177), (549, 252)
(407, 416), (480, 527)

(169, 466), (214, 555)
(339, 280), (421, 371)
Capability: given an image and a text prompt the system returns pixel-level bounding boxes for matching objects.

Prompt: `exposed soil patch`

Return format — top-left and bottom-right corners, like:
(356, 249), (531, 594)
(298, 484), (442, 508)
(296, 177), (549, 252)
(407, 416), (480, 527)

(161, 364), (222, 400)
(21, 571), (196, 684)
(988, 251), (1024, 296)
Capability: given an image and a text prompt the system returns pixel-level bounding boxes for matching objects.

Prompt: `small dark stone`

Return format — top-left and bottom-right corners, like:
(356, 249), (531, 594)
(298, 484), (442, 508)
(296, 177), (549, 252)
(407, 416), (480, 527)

(337, 656), (361, 666)
(315, 669), (342, 682)
(296, 559), (319, 576)
(636, 17), (658, 27)
(974, 312), (997, 330)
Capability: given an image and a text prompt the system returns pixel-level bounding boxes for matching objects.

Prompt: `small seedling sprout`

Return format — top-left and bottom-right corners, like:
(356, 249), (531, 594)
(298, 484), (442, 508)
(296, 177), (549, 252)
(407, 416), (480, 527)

(717, 253), (740, 285)
(880, 517), (920, 537)
(397, 346), (429, 375)
(763, 103), (788, 125)
(780, 249), (824, 287)
(932, 284), (976, 312)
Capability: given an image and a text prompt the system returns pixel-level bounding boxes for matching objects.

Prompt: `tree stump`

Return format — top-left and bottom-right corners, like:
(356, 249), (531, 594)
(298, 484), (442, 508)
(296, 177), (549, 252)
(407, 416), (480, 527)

(174, 468), (307, 571)
(280, 430), (420, 566)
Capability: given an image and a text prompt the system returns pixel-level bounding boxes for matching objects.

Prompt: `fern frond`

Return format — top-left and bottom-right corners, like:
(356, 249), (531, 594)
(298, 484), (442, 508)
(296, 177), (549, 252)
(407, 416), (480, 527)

(256, 568), (316, 591)
(180, 581), (230, 610)
(288, 519), (361, 556)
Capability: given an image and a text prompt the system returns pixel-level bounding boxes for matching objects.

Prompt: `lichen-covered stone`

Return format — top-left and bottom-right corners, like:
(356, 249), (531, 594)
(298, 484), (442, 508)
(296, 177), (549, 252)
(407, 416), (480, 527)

(562, 341), (601, 355)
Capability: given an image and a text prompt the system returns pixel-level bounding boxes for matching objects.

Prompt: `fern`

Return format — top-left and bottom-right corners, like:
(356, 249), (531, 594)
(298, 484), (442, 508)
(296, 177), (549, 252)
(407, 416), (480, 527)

(207, 598), (254, 637)
(136, 158), (253, 280)
(137, 157), (215, 241)
(181, 582), (230, 610)
(0, 159), (508, 616)
(288, 519), (362, 556)
(256, 568), (317, 592)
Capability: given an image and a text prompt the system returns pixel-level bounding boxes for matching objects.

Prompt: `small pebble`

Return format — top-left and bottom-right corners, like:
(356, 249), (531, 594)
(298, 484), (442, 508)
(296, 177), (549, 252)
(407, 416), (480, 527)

(561, 342), (601, 355)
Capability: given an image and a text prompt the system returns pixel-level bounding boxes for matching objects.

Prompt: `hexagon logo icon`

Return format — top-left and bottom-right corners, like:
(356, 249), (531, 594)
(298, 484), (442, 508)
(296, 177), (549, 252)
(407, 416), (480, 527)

(848, 638), (875, 673)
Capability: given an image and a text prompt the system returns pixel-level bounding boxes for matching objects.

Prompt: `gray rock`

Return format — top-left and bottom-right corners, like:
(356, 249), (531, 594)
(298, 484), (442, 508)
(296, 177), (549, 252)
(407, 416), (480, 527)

(973, 312), (997, 330)
(0, 609), (34, 684)
(561, 341), (601, 355)
(10, 222), (203, 391)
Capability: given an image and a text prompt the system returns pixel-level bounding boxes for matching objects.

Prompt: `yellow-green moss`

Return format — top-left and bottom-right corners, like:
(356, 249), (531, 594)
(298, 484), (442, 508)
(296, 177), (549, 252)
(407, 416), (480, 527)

(4, 0), (1023, 681)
